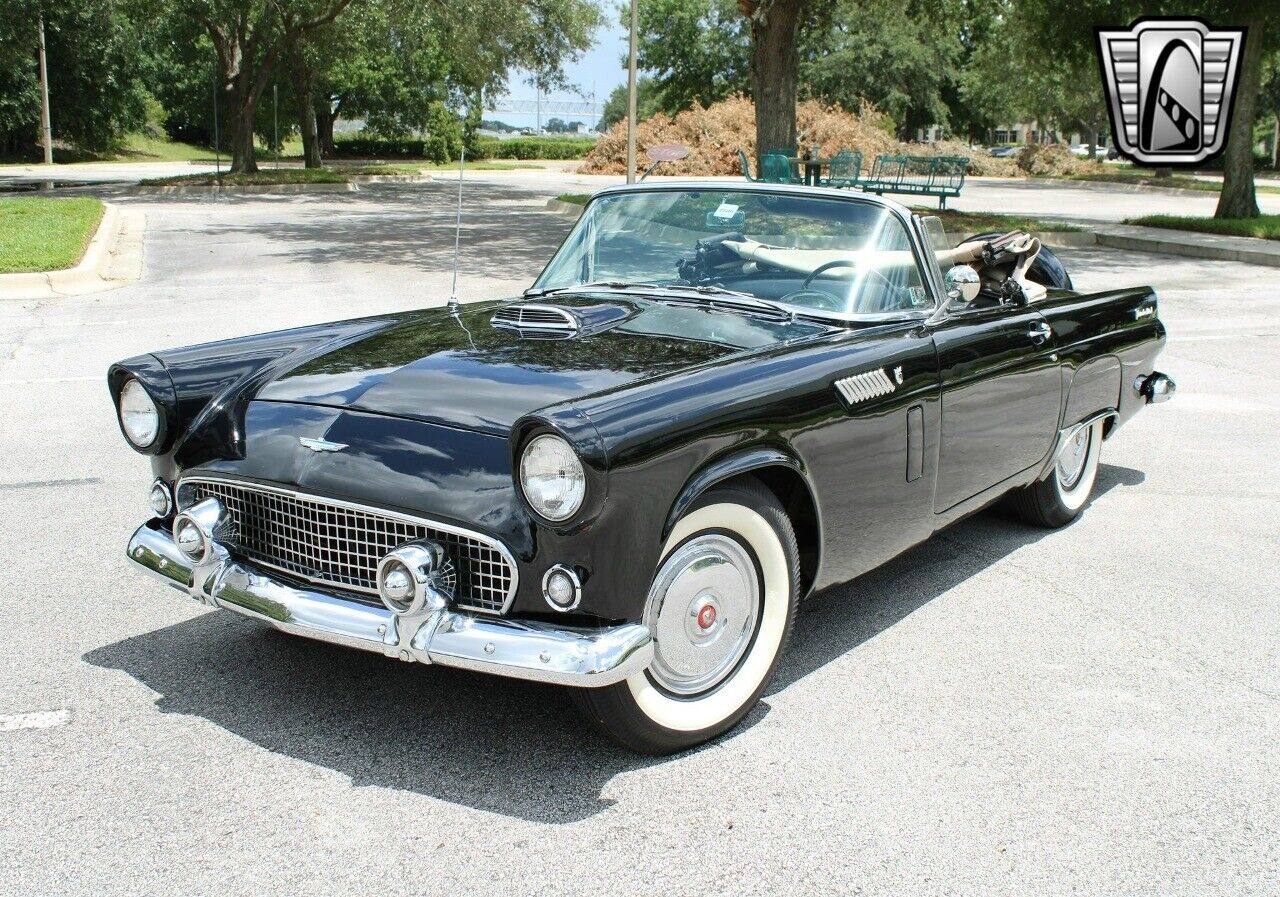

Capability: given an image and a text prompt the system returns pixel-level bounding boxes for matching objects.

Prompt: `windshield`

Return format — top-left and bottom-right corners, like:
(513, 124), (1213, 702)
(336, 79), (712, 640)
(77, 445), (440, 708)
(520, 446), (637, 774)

(532, 189), (936, 319)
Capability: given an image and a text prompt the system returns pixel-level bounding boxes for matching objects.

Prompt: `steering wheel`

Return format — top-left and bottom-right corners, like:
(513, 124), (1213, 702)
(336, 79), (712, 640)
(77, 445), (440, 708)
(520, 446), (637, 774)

(783, 260), (904, 313)
(802, 259), (859, 289)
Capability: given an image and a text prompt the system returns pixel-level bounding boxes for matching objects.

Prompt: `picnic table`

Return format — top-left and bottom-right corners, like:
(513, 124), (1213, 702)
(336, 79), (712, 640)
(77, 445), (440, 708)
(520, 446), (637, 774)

(782, 156), (830, 187)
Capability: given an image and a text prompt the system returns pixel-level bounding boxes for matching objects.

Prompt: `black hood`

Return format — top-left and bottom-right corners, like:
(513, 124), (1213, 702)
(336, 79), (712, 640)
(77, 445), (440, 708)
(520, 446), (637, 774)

(254, 295), (832, 435)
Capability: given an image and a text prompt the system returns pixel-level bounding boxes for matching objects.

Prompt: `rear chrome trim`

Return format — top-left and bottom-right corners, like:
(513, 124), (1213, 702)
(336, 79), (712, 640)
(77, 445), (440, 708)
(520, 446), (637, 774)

(177, 475), (519, 615)
(128, 522), (652, 688)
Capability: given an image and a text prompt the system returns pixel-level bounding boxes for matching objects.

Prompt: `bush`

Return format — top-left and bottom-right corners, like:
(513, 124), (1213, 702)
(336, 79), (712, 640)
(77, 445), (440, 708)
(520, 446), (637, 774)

(1015, 143), (1104, 177)
(327, 133), (593, 163)
(472, 136), (595, 160)
(577, 95), (1013, 177)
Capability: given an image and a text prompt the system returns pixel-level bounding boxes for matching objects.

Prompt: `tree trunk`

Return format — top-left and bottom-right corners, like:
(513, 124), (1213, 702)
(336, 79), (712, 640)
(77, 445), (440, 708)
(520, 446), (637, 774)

(287, 46), (322, 168)
(316, 101), (337, 157)
(745, 0), (801, 161)
(225, 66), (261, 173)
(1215, 16), (1264, 219)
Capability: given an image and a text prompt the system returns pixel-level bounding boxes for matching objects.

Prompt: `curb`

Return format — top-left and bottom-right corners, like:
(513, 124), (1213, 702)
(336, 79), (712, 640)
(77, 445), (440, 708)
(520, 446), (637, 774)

(132, 181), (360, 195)
(0, 202), (145, 300)
(545, 198), (586, 217)
(1093, 227), (1280, 267)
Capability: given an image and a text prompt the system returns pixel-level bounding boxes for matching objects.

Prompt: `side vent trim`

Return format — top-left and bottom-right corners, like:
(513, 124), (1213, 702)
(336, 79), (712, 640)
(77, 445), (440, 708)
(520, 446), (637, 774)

(835, 368), (897, 406)
(491, 304), (580, 333)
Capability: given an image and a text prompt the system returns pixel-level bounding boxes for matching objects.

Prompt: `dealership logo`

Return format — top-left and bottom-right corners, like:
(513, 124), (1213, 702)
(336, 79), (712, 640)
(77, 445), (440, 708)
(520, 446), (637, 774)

(1096, 18), (1246, 166)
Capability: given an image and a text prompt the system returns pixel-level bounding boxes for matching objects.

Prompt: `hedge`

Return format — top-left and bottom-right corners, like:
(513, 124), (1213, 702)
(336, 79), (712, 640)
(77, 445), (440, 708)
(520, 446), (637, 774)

(329, 134), (595, 163)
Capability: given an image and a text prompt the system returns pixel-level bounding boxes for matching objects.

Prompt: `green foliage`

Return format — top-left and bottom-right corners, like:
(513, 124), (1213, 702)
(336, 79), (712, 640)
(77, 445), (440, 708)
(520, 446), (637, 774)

(0, 1), (149, 157)
(600, 77), (663, 129)
(0, 197), (104, 273)
(139, 168), (348, 186)
(801, 0), (957, 138)
(630, 0), (750, 114)
(423, 101), (463, 162)
(473, 136), (595, 159)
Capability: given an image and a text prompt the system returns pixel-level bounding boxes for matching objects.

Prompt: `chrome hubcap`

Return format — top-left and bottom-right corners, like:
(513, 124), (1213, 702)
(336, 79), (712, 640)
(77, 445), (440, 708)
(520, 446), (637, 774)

(645, 534), (760, 696)
(1057, 426), (1091, 489)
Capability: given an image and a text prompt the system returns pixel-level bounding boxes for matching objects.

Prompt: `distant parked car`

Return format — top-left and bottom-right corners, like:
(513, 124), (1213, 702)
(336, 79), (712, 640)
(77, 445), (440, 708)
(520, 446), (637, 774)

(989, 145), (1019, 158)
(1068, 144), (1097, 158)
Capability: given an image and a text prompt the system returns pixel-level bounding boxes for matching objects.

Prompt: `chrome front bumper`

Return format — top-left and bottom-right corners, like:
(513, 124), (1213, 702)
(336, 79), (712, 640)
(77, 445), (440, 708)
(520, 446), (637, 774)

(126, 522), (653, 687)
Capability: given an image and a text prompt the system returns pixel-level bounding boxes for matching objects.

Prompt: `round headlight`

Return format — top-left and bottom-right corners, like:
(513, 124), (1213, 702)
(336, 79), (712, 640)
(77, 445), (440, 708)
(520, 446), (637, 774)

(118, 379), (160, 449)
(519, 434), (586, 522)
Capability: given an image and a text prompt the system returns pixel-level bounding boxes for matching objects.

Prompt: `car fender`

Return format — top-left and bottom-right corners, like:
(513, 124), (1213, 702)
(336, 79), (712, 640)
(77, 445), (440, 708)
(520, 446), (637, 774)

(662, 445), (823, 583)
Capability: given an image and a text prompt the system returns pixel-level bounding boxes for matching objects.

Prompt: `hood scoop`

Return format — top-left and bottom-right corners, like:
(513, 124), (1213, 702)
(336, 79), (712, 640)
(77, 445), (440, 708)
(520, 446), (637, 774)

(491, 300), (633, 338)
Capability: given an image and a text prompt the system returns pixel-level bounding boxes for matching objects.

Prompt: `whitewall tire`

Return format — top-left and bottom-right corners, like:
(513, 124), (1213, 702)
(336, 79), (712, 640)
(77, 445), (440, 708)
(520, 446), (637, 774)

(1009, 419), (1104, 528)
(572, 480), (799, 754)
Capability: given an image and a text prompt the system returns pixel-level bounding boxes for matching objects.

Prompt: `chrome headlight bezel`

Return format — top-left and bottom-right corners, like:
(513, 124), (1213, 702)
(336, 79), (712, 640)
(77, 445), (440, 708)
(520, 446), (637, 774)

(518, 433), (587, 523)
(117, 378), (164, 452)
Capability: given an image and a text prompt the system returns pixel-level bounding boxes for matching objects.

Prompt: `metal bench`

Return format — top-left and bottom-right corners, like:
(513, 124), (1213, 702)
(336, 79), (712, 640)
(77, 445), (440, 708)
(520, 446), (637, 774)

(820, 150), (863, 189)
(857, 154), (969, 208)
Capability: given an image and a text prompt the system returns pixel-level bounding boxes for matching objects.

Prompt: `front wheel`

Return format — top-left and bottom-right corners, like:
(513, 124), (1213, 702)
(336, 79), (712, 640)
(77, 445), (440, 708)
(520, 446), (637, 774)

(1009, 419), (1103, 528)
(572, 480), (799, 754)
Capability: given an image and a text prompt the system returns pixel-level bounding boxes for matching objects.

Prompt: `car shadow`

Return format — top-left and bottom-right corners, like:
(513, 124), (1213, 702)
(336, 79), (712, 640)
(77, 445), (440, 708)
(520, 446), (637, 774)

(84, 463), (1143, 824)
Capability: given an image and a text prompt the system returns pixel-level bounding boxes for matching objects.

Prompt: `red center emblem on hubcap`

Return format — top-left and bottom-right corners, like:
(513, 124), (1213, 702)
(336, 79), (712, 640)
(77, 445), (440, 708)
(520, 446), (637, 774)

(696, 604), (717, 629)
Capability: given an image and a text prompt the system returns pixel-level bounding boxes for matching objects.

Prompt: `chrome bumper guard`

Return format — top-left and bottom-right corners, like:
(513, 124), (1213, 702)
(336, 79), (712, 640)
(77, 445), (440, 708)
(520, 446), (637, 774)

(127, 522), (653, 688)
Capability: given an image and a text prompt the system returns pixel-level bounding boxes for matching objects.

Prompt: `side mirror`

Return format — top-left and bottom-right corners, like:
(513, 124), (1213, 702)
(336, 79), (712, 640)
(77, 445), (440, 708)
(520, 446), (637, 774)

(944, 265), (981, 304)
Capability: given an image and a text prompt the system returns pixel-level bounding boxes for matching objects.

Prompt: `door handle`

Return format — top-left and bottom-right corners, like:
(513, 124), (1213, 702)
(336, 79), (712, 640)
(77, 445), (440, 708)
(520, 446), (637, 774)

(1027, 321), (1052, 345)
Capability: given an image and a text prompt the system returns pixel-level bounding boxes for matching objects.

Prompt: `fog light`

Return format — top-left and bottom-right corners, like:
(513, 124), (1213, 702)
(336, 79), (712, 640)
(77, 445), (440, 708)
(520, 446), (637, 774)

(149, 480), (173, 517)
(170, 498), (231, 565)
(174, 520), (205, 561)
(376, 542), (453, 616)
(378, 561), (415, 613)
(542, 565), (582, 612)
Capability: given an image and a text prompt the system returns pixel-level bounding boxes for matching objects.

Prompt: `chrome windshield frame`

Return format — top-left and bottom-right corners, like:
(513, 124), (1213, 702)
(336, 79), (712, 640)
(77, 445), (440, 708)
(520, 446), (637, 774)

(529, 182), (943, 325)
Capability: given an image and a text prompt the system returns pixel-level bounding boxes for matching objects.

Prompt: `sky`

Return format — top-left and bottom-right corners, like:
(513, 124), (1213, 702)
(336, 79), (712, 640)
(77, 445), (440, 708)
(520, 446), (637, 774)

(486, 17), (630, 128)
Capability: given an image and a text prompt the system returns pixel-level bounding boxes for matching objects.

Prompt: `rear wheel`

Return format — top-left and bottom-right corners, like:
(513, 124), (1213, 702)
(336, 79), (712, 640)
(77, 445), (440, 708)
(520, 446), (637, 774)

(573, 480), (799, 754)
(1009, 419), (1103, 528)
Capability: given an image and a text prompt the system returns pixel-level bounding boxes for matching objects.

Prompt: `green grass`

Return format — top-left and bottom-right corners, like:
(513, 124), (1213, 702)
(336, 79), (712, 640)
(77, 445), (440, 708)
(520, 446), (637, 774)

(911, 207), (1079, 233)
(0, 197), (104, 273)
(1062, 168), (1280, 195)
(1122, 214), (1280, 240)
(557, 193), (590, 205)
(139, 168), (348, 187)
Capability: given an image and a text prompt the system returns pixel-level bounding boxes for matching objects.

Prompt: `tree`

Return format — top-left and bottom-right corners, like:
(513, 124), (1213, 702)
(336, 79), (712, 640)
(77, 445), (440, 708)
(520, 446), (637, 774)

(280, 0), (600, 164)
(600, 77), (662, 128)
(801, 0), (957, 140)
(0, 1), (148, 157)
(1015, 0), (1278, 219)
(172, 0), (356, 172)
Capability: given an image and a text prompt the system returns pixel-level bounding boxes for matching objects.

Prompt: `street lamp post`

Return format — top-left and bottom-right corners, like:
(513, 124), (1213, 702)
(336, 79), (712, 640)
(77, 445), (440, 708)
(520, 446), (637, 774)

(37, 13), (53, 165)
(625, 0), (638, 183)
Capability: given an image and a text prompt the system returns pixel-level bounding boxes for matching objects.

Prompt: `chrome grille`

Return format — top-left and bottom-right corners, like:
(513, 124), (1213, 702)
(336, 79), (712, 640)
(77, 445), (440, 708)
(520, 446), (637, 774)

(180, 478), (515, 614)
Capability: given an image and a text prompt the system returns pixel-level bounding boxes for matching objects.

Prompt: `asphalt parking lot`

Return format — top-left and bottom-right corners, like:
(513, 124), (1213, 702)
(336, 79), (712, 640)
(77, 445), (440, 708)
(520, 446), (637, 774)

(1, 182), (1276, 896)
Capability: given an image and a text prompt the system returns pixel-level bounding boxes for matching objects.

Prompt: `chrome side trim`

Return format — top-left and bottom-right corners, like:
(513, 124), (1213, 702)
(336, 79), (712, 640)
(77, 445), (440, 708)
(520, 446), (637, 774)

(834, 368), (897, 406)
(127, 523), (652, 688)
(1039, 410), (1113, 480)
(176, 475), (519, 615)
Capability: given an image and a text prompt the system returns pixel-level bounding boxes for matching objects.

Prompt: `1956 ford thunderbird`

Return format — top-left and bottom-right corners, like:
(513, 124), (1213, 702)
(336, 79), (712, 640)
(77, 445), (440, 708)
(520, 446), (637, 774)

(112, 183), (1174, 753)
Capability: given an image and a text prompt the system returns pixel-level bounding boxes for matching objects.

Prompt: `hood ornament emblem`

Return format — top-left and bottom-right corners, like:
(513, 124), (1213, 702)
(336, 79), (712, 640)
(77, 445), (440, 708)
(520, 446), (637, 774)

(299, 437), (348, 453)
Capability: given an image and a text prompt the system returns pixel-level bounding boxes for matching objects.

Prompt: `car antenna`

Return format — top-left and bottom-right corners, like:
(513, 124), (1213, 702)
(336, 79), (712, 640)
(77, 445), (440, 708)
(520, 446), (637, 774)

(447, 143), (465, 313)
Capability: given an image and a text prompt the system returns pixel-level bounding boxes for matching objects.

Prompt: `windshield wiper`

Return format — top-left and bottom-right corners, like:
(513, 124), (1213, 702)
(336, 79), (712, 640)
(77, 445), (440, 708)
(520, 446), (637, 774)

(523, 280), (659, 298)
(648, 284), (794, 320)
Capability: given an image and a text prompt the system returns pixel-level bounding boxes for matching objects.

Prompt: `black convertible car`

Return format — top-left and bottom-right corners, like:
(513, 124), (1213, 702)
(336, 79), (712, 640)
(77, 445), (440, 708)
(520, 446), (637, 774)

(113, 183), (1173, 753)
